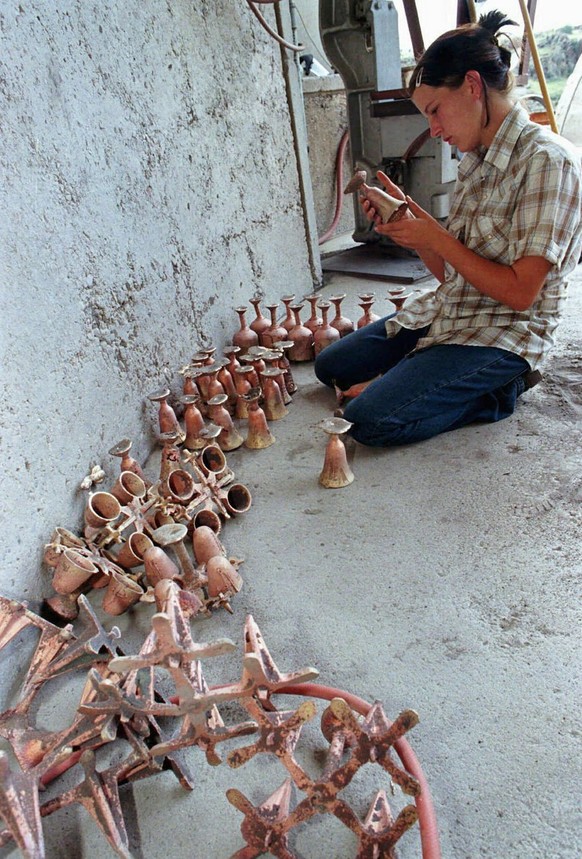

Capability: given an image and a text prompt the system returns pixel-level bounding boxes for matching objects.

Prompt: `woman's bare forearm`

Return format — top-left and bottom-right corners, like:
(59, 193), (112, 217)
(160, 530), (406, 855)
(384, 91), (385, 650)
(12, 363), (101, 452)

(417, 248), (445, 282)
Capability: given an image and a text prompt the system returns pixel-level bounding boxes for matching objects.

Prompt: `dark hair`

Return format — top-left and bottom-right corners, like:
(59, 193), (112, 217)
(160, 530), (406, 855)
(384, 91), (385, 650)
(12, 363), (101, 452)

(408, 10), (517, 97)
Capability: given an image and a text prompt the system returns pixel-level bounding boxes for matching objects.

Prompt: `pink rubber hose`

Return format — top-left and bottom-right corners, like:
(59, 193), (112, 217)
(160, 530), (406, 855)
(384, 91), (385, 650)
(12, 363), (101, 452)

(318, 129), (350, 245)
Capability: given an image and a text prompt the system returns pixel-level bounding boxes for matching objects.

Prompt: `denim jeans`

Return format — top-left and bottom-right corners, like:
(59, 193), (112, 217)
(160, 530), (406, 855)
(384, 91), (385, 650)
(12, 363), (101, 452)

(313, 315), (531, 446)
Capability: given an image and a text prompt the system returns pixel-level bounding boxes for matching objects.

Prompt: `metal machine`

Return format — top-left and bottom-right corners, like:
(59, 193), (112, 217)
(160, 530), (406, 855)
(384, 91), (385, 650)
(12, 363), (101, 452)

(319, 0), (459, 247)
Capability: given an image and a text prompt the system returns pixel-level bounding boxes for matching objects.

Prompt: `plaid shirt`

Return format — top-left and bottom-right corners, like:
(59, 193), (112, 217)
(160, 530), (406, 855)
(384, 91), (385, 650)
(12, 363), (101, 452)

(387, 103), (582, 370)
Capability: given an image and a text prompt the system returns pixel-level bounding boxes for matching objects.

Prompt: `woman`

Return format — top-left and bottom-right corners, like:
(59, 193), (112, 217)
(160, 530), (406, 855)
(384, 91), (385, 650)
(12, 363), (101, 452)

(314, 10), (582, 447)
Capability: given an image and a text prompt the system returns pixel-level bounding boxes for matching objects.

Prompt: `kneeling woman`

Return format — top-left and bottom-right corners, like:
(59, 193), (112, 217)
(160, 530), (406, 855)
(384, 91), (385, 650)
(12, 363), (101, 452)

(314, 10), (582, 447)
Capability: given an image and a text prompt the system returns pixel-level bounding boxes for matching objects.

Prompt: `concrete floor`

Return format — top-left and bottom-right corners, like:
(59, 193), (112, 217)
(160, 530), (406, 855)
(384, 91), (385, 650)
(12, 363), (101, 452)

(2, 249), (582, 858)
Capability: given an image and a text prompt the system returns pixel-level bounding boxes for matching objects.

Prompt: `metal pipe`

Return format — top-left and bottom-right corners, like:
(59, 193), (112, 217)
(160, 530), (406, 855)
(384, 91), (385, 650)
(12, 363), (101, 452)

(517, 0), (558, 132)
(246, 0), (304, 52)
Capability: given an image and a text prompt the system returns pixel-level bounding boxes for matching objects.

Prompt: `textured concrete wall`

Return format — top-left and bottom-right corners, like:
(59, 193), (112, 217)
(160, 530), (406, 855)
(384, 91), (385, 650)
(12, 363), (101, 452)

(0, 0), (317, 600)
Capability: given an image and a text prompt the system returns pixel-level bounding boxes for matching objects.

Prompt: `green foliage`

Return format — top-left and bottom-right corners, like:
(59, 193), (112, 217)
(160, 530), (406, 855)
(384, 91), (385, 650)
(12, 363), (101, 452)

(525, 25), (582, 108)
(526, 77), (569, 109)
(528, 25), (582, 82)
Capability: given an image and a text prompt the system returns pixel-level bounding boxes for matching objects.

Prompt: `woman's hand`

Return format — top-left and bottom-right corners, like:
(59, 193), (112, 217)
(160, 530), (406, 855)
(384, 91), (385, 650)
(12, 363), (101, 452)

(361, 173), (447, 281)
(375, 197), (447, 254)
(361, 170), (406, 224)
(335, 379), (376, 405)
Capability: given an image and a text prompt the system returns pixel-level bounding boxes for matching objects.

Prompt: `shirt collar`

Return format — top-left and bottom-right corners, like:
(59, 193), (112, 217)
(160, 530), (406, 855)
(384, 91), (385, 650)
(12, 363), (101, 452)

(458, 101), (530, 180)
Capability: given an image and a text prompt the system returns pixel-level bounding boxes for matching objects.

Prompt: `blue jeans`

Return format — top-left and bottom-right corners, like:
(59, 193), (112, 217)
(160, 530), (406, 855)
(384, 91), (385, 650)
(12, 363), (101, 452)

(313, 315), (531, 446)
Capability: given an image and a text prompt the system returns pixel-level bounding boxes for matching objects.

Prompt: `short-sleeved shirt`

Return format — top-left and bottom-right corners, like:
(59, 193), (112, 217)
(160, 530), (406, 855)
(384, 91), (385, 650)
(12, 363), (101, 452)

(386, 102), (582, 370)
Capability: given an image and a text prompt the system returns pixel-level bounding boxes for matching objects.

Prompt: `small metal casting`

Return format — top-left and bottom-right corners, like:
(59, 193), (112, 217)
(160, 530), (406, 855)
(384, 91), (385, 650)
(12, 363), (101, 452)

(388, 287), (412, 313)
(147, 387), (183, 437)
(329, 293), (354, 338)
(260, 368), (288, 421)
(318, 417), (355, 489)
(243, 388), (276, 449)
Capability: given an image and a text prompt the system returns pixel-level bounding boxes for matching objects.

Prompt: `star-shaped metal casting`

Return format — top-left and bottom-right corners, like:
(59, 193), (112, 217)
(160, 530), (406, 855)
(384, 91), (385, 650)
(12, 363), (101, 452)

(108, 612), (236, 699)
(107, 580), (242, 725)
(0, 750), (46, 858)
(352, 790), (418, 858)
(38, 749), (132, 859)
(0, 751), (45, 858)
(0, 743), (73, 857)
(0, 595), (74, 704)
(241, 615), (319, 694)
(78, 669), (180, 723)
(76, 654), (195, 791)
(0, 660), (122, 779)
(228, 697), (316, 788)
(227, 778), (297, 859)
(0, 571), (426, 859)
(313, 698), (421, 799)
(37, 595), (122, 681)
(0, 706), (61, 772)
(148, 658), (257, 768)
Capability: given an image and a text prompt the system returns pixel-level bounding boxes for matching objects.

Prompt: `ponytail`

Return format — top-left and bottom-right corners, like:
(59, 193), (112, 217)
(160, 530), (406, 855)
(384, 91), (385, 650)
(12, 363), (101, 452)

(408, 10), (517, 97)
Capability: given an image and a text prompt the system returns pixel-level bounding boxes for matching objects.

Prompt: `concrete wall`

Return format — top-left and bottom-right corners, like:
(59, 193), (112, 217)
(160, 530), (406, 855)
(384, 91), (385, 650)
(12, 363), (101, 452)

(0, 0), (318, 602)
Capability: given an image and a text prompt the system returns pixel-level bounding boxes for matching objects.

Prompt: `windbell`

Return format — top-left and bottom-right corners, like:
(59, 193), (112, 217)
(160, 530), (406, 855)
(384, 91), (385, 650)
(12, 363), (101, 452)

(357, 293), (380, 328)
(221, 483), (252, 516)
(109, 438), (149, 485)
(152, 522), (205, 592)
(318, 417), (355, 489)
(233, 305), (259, 350)
(116, 531), (154, 569)
(197, 430), (228, 476)
(280, 294), (296, 333)
(275, 340), (297, 394)
(234, 366), (255, 419)
(207, 393), (244, 451)
(192, 524), (227, 566)
(249, 297), (271, 342)
(304, 294), (323, 334)
(329, 294), (354, 337)
(260, 368), (288, 421)
(180, 393), (206, 450)
(142, 545), (181, 587)
(162, 468), (196, 504)
(52, 549), (99, 595)
(102, 571), (144, 616)
(84, 491), (122, 534)
(262, 303), (288, 348)
(110, 471), (147, 506)
(148, 387), (182, 436)
(344, 170), (408, 223)
(206, 555), (243, 598)
(243, 388), (275, 449)
(314, 301), (340, 356)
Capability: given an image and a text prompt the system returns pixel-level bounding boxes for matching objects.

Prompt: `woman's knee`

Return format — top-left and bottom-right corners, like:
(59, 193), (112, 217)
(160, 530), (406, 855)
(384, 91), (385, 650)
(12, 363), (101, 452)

(314, 339), (344, 386)
(343, 397), (427, 447)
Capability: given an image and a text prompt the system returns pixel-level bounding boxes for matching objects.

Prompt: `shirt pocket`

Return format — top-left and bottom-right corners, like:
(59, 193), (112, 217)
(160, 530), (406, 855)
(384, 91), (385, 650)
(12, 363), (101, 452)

(467, 215), (512, 263)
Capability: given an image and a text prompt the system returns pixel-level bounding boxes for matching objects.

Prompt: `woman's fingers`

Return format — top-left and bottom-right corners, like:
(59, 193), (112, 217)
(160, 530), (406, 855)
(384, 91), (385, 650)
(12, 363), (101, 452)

(376, 170), (406, 201)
